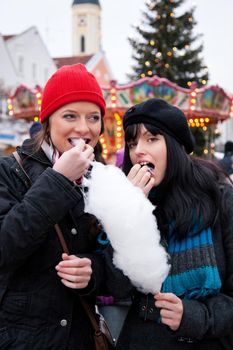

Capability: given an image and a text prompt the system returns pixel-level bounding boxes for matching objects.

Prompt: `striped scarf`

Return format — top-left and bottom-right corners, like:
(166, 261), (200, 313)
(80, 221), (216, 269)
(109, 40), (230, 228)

(161, 225), (222, 300)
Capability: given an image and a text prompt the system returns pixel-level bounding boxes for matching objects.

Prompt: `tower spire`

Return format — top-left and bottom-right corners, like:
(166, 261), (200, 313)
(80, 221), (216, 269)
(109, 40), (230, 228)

(72, 0), (101, 56)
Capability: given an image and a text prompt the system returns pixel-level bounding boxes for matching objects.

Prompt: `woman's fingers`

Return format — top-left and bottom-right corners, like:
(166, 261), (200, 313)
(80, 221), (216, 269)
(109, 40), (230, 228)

(56, 255), (92, 289)
(143, 177), (156, 196)
(128, 164), (153, 195)
(154, 292), (183, 331)
(53, 142), (94, 181)
(57, 271), (91, 289)
(127, 164), (141, 181)
(58, 254), (91, 267)
(82, 143), (94, 159)
(59, 278), (90, 289)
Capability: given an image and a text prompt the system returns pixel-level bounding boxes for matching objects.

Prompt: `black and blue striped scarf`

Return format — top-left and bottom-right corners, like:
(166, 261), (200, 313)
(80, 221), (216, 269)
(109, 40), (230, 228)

(161, 225), (222, 299)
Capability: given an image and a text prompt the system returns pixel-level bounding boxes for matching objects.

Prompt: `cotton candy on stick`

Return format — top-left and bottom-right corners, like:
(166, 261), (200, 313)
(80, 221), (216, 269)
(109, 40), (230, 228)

(83, 161), (170, 294)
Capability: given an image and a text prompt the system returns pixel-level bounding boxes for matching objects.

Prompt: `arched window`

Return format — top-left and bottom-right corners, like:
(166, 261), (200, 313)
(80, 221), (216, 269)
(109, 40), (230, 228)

(81, 36), (85, 53)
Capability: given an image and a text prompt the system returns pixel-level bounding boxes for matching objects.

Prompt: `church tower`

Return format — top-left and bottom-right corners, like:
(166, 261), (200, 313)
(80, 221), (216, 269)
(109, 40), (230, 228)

(72, 0), (102, 56)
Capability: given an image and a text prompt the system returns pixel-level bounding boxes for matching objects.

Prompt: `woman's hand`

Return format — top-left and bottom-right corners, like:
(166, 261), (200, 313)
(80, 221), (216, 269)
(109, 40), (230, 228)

(53, 139), (94, 181)
(154, 292), (183, 331)
(127, 164), (155, 196)
(56, 253), (92, 289)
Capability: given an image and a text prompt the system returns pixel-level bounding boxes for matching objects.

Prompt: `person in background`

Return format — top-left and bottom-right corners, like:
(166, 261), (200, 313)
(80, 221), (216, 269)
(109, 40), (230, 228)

(0, 63), (107, 349)
(105, 98), (233, 349)
(218, 140), (233, 176)
(29, 121), (42, 138)
(115, 148), (124, 168)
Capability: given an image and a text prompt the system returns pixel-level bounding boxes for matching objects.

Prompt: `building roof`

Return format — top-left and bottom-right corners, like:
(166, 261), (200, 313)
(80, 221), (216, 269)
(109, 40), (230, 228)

(3, 34), (16, 41)
(53, 55), (93, 69)
(72, 0), (100, 5)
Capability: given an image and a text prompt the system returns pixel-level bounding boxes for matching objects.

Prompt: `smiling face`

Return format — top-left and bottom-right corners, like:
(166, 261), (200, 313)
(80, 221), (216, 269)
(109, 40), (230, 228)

(48, 101), (102, 154)
(127, 124), (167, 186)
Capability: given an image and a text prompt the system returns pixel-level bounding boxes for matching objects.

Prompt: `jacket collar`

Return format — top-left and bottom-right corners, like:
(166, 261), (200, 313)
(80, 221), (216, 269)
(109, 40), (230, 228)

(18, 138), (52, 166)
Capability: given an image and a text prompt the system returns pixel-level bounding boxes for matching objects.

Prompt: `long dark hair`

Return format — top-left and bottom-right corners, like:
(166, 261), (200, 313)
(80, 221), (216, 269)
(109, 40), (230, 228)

(123, 123), (227, 239)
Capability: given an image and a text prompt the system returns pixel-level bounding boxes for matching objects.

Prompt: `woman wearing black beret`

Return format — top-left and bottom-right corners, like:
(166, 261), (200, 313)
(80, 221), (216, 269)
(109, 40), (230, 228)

(107, 98), (233, 349)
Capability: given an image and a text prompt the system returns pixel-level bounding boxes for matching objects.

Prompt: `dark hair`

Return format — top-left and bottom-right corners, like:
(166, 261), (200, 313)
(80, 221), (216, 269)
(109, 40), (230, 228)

(94, 141), (106, 164)
(123, 123), (226, 239)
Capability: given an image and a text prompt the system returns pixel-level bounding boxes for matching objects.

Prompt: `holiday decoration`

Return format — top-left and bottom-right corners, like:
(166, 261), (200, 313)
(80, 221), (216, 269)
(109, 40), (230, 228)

(102, 76), (232, 158)
(2, 76), (233, 158)
(128, 0), (208, 88)
(7, 85), (42, 121)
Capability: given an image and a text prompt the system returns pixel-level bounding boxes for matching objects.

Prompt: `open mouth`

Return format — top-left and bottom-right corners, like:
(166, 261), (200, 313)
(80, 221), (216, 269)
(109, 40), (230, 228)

(68, 137), (91, 146)
(139, 161), (155, 172)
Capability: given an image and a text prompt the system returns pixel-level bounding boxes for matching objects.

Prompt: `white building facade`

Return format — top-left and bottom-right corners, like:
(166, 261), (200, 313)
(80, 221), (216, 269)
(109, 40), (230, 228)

(3, 26), (56, 89)
(0, 35), (18, 90)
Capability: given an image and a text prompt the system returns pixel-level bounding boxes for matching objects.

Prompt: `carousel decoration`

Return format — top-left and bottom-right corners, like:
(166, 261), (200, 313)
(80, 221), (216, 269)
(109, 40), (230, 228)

(7, 84), (42, 122)
(1, 76), (233, 158)
(102, 76), (233, 159)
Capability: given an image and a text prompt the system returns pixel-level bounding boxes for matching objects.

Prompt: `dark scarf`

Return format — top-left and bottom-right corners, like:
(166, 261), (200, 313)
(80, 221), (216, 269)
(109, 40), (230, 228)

(148, 189), (221, 300)
(161, 225), (221, 299)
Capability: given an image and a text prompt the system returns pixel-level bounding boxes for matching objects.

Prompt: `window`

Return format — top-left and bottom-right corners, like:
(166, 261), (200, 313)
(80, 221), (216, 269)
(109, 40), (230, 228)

(81, 36), (85, 53)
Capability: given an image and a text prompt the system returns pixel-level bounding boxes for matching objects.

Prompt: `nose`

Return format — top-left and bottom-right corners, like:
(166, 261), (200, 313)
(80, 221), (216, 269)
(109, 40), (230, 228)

(134, 140), (145, 155)
(74, 117), (89, 134)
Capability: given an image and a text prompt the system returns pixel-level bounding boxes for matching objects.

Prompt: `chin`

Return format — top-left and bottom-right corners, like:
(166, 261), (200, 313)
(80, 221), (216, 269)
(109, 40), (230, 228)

(154, 178), (161, 187)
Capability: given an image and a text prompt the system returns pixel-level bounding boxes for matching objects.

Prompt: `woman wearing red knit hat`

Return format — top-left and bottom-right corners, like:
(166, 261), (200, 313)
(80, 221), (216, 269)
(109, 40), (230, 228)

(0, 64), (107, 349)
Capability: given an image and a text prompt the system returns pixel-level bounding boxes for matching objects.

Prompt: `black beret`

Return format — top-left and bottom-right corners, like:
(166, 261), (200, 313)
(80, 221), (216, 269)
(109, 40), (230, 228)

(123, 98), (194, 154)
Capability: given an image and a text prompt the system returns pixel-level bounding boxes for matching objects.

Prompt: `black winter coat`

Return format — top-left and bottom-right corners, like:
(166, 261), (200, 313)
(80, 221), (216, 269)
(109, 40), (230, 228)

(0, 140), (104, 349)
(104, 184), (233, 350)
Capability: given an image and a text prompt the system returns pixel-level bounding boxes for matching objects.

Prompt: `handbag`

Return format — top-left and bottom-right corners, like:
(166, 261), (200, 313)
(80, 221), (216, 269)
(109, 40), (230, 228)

(13, 151), (115, 350)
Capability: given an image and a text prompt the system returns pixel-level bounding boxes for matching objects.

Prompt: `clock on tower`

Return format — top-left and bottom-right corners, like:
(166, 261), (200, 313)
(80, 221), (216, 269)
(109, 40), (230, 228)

(78, 15), (87, 26)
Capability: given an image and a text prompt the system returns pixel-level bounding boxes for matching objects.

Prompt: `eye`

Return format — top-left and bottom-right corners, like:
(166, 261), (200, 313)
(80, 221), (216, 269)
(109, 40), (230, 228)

(63, 113), (76, 120)
(127, 141), (137, 149)
(147, 134), (160, 143)
(87, 115), (101, 123)
(148, 137), (157, 142)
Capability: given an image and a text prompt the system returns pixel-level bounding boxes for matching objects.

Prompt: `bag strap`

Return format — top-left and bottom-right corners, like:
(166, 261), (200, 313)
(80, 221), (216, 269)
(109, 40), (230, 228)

(54, 224), (69, 255)
(13, 151), (101, 334)
(13, 151), (32, 188)
(54, 224), (101, 334)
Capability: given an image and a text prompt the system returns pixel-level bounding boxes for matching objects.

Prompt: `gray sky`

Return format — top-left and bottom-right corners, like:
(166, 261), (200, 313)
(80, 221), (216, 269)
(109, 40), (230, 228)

(1, 0), (233, 92)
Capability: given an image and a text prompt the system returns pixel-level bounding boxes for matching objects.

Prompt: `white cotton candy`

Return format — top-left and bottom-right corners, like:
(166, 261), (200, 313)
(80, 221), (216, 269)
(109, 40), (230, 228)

(83, 161), (170, 294)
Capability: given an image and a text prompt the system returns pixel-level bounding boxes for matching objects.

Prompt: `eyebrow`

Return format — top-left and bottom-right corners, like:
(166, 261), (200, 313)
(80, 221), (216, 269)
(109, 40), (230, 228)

(62, 109), (101, 114)
(62, 109), (77, 113)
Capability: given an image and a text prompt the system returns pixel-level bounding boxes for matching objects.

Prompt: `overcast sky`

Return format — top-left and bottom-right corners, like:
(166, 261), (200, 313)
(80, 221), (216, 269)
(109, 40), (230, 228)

(1, 0), (233, 93)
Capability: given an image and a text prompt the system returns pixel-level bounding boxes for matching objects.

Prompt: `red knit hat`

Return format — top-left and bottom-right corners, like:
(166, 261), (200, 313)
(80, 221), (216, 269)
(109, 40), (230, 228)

(40, 63), (106, 123)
